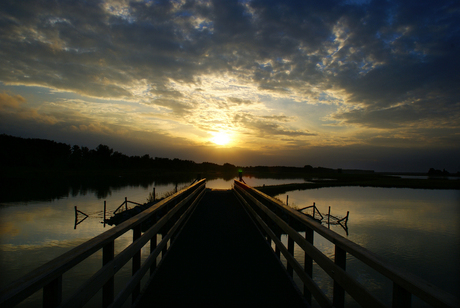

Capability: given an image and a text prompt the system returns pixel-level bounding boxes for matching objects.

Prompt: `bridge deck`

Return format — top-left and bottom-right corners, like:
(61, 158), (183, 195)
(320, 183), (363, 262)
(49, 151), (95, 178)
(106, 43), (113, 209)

(135, 189), (307, 307)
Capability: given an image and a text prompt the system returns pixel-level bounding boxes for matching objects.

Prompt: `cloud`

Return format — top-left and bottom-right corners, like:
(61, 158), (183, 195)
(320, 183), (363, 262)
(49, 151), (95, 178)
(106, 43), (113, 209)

(227, 97), (253, 105)
(0, 92), (26, 109)
(0, 0), (459, 171)
(0, 92), (60, 124)
(233, 113), (316, 138)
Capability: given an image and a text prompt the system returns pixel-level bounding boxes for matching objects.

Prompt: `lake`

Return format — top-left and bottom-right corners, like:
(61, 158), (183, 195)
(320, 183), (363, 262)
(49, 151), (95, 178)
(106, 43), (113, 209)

(0, 176), (458, 307)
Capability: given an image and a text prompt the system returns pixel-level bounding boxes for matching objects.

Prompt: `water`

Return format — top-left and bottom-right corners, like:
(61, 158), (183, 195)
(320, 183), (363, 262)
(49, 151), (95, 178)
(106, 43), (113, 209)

(275, 187), (460, 307)
(1, 177), (458, 307)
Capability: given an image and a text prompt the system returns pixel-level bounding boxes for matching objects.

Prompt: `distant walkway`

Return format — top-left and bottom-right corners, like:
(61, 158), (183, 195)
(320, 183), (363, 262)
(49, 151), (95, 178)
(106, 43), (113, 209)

(135, 189), (307, 307)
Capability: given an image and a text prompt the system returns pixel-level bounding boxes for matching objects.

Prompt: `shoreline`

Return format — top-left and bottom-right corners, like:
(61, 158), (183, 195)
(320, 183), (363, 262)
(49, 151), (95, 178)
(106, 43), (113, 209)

(254, 176), (460, 196)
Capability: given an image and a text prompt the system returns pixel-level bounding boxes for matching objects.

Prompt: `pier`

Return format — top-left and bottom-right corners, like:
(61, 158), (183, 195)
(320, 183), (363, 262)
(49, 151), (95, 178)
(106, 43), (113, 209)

(0, 179), (458, 307)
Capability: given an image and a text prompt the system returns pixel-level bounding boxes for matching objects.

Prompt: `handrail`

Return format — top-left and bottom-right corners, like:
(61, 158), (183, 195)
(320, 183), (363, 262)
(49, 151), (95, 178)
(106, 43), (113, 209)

(233, 180), (458, 308)
(0, 179), (207, 308)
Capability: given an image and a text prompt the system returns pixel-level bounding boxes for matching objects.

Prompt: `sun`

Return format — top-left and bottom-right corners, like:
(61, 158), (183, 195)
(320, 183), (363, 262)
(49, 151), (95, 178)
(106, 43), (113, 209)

(210, 132), (231, 146)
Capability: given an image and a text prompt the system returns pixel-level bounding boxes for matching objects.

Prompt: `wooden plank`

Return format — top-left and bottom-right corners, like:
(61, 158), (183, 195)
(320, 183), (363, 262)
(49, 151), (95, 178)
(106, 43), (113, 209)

(234, 180), (459, 308)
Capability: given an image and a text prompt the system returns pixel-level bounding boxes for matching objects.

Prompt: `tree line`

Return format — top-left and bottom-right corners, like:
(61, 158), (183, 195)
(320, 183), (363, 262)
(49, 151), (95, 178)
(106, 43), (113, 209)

(0, 134), (236, 173)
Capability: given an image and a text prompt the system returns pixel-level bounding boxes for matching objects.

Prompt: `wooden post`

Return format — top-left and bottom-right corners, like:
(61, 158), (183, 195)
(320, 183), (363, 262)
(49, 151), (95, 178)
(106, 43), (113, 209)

(333, 245), (346, 308)
(150, 234), (157, 276)
(162, 234), (168, 258)
(74, 206), (78, 230)
(275, 231), (281, 259)
(312, 202), (315, 219)
(125, 197), (128, 211)
(287, 235), (294, 277)
(132, 225), (141, 304)
(328, 206), (331, 227)
(103, 201), (106, 228)
(392, 282), (411, 308)
(286, 195), (289, 206)
(43, 275), (62, 308)
(153, 187), (156, 201)
(304, 227), (314, 304)
(103, 241), (114, 308)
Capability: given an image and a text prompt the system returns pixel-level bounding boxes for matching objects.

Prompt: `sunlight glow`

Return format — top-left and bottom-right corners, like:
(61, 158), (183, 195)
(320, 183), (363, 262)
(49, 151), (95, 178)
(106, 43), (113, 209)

(210, 132), (231, 146)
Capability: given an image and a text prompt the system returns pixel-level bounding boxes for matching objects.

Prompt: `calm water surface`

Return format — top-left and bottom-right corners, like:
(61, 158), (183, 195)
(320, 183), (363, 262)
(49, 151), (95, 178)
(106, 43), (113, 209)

(1, 177), (458, 307)
(275, 187), (460, 307)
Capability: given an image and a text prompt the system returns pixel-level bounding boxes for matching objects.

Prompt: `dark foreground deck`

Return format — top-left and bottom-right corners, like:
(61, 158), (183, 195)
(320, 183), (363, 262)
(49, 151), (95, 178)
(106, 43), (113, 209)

(135, 189), (308, 308)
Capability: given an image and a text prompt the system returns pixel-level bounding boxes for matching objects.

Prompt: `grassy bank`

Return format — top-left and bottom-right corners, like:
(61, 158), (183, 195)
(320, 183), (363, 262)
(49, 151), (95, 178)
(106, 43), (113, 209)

(254, 174), (460, 196)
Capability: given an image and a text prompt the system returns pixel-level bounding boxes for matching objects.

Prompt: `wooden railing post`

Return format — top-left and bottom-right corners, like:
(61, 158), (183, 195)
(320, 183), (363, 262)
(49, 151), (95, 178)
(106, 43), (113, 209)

(162, 234), (168, 258)
(333, 245), (347, 308)
(132, 225), (142, 304)
(43, 275), (62, 308)
(275, 231), (281, 258)
(287, 235), (294, 277)
(304, 227), (314, 304)
(392, 282), (412, 308)
(103, 201), (107, 228)
(150, 234), (157, 276)
(102, 241), (114, 308)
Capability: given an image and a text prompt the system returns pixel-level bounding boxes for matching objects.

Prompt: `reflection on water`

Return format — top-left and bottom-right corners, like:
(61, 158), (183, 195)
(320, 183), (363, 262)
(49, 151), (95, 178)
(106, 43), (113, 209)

(1, 177), (458, 307)
(0, 177), (189, 292)
(276, 187), (460, 307)
(206, 177), (308, 189)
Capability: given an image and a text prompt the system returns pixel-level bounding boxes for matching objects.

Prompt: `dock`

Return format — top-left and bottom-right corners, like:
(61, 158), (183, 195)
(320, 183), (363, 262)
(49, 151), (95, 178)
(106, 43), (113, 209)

(135, 189), (306, 307)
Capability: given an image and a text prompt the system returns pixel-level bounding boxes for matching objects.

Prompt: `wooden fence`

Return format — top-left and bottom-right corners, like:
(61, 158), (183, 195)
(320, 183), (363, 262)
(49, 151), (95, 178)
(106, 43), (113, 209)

(0, 179), (206, 308)
(233, 180), (458, 308)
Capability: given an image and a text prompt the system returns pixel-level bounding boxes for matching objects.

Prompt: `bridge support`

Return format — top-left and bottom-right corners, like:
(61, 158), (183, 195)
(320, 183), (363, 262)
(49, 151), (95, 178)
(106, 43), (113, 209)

(43, 276), (62, 308)
(333, 245), (347, 308)
(304, 227), (314, 305)
(102, 241), (114, 308)
(392, 283), (411, 308)
(132, 225), (142, 304)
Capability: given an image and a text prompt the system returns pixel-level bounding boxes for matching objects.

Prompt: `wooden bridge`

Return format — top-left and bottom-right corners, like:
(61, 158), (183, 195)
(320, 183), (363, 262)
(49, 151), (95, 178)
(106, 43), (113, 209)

(0, 179), (458, 307)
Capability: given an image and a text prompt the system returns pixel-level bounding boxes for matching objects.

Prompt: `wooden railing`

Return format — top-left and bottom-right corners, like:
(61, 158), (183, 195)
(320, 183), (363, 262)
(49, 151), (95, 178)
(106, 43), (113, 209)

(233, 180), (458, 308)
(0, 179), (206, 308)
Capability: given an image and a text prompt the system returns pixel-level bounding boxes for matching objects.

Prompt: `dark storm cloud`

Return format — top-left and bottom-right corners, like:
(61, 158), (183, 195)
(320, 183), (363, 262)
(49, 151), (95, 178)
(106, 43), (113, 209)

(233, 113), (316, 137)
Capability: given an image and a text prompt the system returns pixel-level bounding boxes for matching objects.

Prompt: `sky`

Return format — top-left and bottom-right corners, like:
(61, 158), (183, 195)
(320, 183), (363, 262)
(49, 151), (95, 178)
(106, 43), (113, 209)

(0, 0), (459, 172)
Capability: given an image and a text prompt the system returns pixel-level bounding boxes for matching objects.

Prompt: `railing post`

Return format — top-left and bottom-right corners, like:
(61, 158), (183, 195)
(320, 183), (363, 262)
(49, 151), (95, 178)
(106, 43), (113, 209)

(132, 225), (142, 304)
(162, 234), (168, 258)
(304, 227), (314, 304)
(275, 231), (281, 258)
(392, 282), (411, 308)
(43, 275), (62, 308)
(333, 245), (346, 308)
(102, 241), (114, 308)
(287, 235), (294, 277)
(150, 234), (157, 276)
(125, 197), (128, 211)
